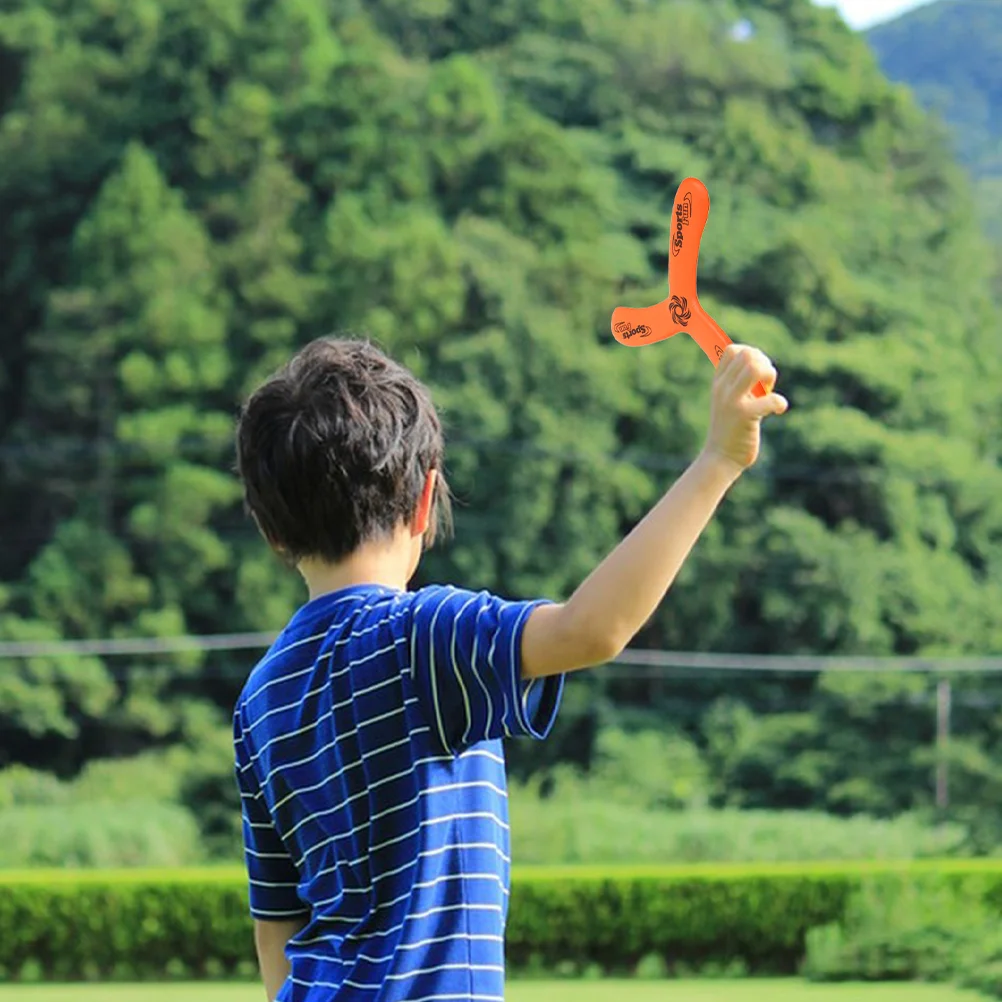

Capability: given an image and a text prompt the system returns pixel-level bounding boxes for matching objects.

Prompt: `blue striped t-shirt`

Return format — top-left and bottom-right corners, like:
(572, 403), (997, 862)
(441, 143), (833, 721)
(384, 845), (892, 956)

(233, 583), (564, 1001)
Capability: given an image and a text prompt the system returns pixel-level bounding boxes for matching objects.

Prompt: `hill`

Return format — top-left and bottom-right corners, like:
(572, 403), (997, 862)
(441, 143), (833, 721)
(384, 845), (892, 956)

(0, 0), (1000, 842)
(867, 0), (1002, 239)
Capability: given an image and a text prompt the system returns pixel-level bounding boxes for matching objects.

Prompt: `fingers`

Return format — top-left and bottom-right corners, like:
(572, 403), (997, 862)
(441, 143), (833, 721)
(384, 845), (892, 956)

(717, 345), (779, 399)
(714, 345), (747, 399)
(736, 349), (777, 397)
(715, 344), (744, 380)
(744, 392), (789, 419)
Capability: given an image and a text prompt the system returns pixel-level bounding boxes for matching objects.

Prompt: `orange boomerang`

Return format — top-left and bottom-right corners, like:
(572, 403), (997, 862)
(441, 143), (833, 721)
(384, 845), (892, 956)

(611, 177), (768, 398)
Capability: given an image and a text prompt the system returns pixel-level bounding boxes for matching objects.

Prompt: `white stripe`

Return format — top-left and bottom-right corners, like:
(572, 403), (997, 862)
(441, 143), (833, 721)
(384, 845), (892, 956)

(246, 639), (407, 736)
(396, 995), (503, 1002)
(300, 899), (504, 945)
(245, 847), (289, 860)
(307, 843), (419, 892)
(293, 933), (504, 968)
(296, 746), (506, 861)
(510, 603), (536, 733)
(486, 619), (510, 732)
(267, 691), (428, 815)
(348, 903), (503, 940)
(297, 837), (510, 898)
(286, 977), (502, 1001)
(242, 600), (408, 704)
(258, 729), (413, 790)
(312, 868), (507, 910)
(295, 801), (508, 869)
(344, 964), (504, 990)
(242, 696), (423, 772)
(277, 706), (434, 840)
(523, 677), (537, 723)
(424, 590), (457, 751)
(245, 629), (328, 695)
(258, 741), (503, 836)
(249, 877), (299, 889)
(462, 601), (493, 744)
(448, 593), (479, 746)
(244, 740), (506, 876)
(384, 964), (504, 982)
(284, 748), (505, 845)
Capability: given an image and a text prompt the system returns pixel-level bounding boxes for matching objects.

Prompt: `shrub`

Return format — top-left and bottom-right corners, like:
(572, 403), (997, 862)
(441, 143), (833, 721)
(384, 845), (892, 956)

(0, 803), (205, 869)
(2, 861), (1002, 982)
(507, 785), (969, 865)
(0, 744), (238, 868)
(504, 863), (853, 973)
(69, 749), (192, 804)
(0, 765), (68, 807)
(964, 960), (1002, 998)
(802, 875), (1002, 983)
(589, 728), (710, 810)
(0, 869), (252, 983)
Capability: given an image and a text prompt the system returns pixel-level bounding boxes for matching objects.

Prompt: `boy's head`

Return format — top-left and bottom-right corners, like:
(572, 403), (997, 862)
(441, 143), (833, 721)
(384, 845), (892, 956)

(236, 337), (451, 570)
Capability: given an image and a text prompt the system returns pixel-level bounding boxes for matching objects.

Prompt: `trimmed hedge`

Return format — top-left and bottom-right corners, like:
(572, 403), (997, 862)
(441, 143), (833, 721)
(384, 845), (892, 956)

(2, 861), (1002, 981)
(0, 868), (253, 983)
(506, 860), (1002, 974)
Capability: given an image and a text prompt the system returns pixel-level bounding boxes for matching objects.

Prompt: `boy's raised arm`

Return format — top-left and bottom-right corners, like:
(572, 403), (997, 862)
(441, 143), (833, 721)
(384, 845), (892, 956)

(520, 345), (787, 680)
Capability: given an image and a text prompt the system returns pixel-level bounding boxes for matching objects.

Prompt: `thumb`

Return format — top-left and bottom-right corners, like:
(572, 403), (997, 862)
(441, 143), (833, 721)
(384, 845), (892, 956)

(746, 392), (789, 419)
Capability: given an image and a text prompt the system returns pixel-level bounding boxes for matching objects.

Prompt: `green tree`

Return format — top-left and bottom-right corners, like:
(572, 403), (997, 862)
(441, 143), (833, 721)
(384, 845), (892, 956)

(0, 0), (998, 828)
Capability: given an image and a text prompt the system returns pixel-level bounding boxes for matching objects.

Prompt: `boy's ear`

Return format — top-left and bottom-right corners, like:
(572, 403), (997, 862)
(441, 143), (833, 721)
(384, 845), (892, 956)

(410, 469), (438, 537)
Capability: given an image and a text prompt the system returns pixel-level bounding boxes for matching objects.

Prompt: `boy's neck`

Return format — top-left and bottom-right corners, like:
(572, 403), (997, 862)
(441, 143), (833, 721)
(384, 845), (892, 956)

(298, 532), (418, 601)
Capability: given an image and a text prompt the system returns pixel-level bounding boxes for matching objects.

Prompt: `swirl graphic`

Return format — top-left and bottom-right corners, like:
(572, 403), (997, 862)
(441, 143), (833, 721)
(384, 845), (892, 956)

(669, 295), (691, 327)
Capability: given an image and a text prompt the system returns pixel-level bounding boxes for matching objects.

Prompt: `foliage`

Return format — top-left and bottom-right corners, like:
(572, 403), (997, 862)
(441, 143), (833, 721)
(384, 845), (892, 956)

(803, 875), (1002, 990)
(0, 869), (252, 983)
(4, 862), (1002, 982)
(505, 860), (1002, 976)
(0, 0), (999, 831)
(0, 803), (204, 869)
(0, 763), (974, 871)
(867, 0), (1002, 239)
(2, 749), (973, 870)
(509, 782), (968, 865)
(0, 748), (229, 867)
(587, 726), (710, 810)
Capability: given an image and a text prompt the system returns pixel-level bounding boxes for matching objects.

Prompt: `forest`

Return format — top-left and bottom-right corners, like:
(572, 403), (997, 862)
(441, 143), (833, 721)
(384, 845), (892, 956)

(868, 0), (1002, 240)
(0, 0), (1000, 866)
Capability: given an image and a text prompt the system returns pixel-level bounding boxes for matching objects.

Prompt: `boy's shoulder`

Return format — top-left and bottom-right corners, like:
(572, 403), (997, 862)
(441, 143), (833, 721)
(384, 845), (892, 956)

(234, 583), (483, 709)
(234, 579), (561, 763)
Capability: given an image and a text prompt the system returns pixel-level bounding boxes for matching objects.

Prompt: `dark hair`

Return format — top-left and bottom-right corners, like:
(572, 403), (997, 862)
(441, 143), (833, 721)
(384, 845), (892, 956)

(236, 337), (451, 564)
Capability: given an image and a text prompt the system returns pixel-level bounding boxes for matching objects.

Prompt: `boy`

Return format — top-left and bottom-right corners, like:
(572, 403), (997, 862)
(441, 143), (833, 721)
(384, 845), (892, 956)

(233, 336), (786, 1001)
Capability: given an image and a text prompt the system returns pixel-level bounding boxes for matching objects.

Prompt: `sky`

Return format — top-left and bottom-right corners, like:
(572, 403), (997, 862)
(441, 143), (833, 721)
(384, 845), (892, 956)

(814, 0), (938, 30)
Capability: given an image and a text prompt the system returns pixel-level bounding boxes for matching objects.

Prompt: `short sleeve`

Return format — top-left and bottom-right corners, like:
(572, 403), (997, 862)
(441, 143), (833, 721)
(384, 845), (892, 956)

(233, 710), (308, 920)
(406, 585), (565, 755)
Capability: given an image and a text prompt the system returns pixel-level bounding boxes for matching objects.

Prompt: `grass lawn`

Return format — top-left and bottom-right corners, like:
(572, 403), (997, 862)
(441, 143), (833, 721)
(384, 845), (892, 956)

(0, 982), (985, 1001)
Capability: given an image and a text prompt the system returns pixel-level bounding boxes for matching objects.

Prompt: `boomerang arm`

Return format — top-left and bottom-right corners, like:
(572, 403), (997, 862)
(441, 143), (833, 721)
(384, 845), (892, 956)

(688, 307), (767, 397)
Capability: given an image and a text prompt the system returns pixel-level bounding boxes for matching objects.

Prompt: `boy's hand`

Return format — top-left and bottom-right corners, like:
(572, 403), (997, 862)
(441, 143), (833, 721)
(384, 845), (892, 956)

(702, 345), (788, 474)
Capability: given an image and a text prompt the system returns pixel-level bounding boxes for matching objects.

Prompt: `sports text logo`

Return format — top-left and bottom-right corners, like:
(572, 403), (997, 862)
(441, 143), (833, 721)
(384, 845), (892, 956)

(613, 320), (653, 340)
(671, 191), (693, 258)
